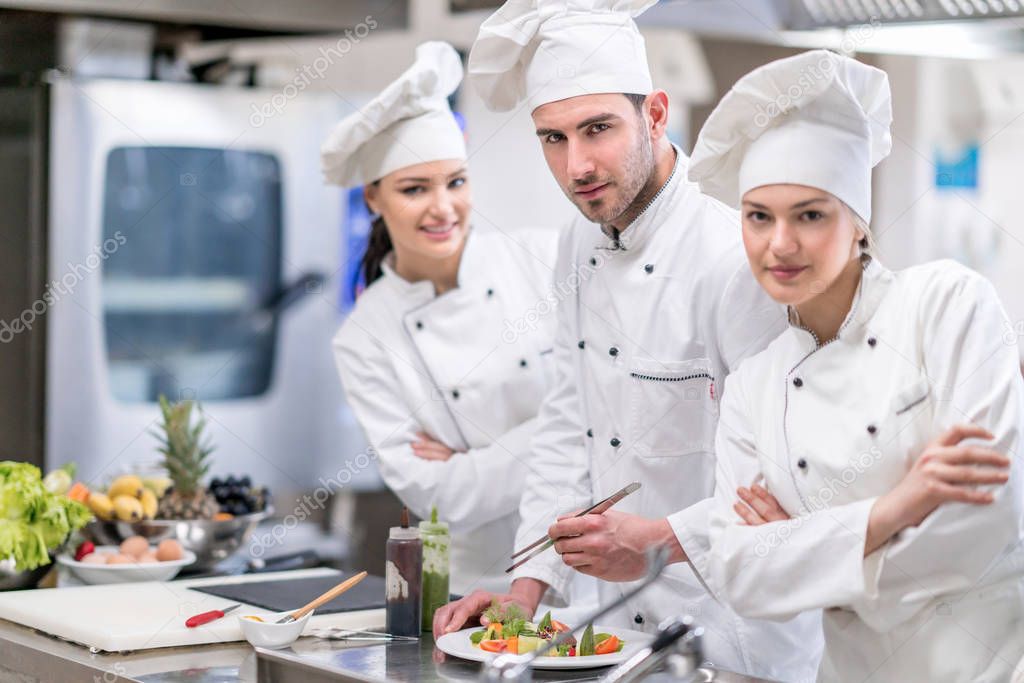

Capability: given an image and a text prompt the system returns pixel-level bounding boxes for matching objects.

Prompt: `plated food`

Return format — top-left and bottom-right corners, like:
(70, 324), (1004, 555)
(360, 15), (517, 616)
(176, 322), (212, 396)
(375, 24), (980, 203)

(470, 605), (623, 657)
(435, 603), (651, 670)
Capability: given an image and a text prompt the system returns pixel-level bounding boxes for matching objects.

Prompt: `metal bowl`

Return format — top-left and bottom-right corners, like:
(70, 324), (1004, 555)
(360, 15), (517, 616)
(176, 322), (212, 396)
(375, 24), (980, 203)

(0, 554), (57, 590)
(84, 508), (273, 571)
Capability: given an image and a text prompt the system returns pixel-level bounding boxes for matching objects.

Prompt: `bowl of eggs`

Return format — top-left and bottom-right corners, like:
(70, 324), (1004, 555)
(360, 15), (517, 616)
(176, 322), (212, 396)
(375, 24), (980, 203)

(57, 536), (195, 585)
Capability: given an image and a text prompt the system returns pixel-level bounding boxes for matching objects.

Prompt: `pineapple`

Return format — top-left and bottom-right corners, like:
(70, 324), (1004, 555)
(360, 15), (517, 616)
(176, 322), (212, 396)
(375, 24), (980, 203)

(152, 395), (219, 520)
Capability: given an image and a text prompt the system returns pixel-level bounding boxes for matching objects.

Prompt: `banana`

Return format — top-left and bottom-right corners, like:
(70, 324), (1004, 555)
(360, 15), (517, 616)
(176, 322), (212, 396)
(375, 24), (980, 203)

(87, 492), (114, 521)
(108, 475), (144, 500)
(141, 476), (172, 499)
(113, 494), (143, 522)
(139, 488), (158, 519)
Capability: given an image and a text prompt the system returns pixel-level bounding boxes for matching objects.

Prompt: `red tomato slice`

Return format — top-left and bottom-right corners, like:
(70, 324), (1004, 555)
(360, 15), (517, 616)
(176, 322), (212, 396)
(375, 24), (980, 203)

(594, 635), (620, 655)
(479, 640), (507, 653)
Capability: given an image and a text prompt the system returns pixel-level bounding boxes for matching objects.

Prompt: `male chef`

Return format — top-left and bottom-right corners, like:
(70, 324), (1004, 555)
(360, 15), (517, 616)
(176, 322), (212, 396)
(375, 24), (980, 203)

(434, 1), (823, 680)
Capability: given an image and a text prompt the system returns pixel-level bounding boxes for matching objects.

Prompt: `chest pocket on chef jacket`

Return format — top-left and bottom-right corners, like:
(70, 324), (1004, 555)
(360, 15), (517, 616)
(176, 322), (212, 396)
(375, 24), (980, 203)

(628, 357), (717, 457)
(888, 375), (934, 463)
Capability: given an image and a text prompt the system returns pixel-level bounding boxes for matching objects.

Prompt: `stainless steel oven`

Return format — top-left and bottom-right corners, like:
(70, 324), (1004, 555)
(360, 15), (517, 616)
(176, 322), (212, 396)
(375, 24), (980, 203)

(46, 75), (358, 491)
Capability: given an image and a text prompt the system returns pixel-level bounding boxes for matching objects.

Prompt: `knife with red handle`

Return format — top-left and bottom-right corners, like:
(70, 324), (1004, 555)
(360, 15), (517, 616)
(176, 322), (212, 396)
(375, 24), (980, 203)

(186, 603), (240, 628)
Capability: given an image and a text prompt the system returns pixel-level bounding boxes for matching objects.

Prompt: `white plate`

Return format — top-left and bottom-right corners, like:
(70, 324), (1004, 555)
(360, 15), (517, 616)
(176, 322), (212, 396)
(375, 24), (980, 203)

(435, 625), (652, 670)
(57, 545), (196, 584)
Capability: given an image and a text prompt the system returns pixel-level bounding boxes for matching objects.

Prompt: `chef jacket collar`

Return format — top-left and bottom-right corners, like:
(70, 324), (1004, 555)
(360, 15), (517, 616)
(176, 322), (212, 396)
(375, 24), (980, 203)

(786, 255), (892, 353)
(596, 144), (683, 252)
(379, 228), (479, 305)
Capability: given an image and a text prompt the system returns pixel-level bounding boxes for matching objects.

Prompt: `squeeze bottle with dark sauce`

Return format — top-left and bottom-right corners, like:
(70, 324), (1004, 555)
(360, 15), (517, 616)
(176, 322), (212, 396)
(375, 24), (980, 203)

(385, 507), (422, 638)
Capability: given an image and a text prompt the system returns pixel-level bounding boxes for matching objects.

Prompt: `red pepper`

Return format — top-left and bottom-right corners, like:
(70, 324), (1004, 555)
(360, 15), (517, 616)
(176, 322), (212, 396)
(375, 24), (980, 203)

(74, 541), (95, 562)
(595, 635), (620, 655)
(568, 646), (576, 657)
(480, 640), (507, 653)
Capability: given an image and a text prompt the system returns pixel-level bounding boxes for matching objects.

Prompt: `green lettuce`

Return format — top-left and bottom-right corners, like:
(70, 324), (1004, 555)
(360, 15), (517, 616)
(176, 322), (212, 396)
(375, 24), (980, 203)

(0, 461), (92, 570)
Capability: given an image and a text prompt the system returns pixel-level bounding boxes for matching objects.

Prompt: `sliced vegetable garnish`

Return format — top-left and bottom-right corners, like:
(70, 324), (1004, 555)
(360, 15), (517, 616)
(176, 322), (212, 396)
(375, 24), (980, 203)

(579, 624), (595, 657)
(594, 635), (620, 655)
(480, 639), (507, 653)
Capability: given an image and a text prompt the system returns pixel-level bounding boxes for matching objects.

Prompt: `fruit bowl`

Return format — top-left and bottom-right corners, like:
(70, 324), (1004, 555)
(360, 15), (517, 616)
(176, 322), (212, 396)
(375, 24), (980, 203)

(84, 507), (273, 571)
(57, 545), (196, 584)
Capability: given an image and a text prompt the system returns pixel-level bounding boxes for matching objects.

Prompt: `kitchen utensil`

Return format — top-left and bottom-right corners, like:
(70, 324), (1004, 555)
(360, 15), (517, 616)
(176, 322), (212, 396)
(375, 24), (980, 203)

(191, 572), (386, 614)
(238, 610), (314, 649)
(84, 507), (273, 570)
(276, 570), (367, 624)
(0, 567), (380, 652)
(185, 603), (239, 628)
(308, 626), (419, 642)
(0, 557), (54, 591)
(57, 545), (196, 584)
(506, 482), (641, 572)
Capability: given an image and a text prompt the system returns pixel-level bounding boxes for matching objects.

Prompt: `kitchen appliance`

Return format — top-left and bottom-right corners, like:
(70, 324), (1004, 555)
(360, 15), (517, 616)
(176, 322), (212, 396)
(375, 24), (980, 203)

(45, 75), (357, 492)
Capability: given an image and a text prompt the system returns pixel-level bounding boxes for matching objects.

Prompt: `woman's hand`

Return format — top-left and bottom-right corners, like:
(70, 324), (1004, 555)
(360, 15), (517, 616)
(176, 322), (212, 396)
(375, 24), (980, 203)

(733, 483), (791, 525)
(411, 432), (455, 461)
(865, 424), (1010, 556)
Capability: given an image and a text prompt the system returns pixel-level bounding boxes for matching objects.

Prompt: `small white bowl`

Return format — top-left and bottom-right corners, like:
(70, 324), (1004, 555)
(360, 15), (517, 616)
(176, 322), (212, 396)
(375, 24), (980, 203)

(57, 546), (196, 584)
(238, 610), (314, 649)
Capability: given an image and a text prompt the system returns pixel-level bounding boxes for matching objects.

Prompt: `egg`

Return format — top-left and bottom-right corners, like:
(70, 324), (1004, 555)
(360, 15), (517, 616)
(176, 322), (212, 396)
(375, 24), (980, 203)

(120, 536), (150, 558)
(106, 553), (136, 565)
(155, 539), (183, 562)
(137, 552), (158, 563)
(80, 553), (107, 564)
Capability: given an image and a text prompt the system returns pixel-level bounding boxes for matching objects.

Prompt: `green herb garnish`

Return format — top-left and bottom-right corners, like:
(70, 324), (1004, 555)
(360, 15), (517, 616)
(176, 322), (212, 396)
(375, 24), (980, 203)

(579, 624), (595, 657)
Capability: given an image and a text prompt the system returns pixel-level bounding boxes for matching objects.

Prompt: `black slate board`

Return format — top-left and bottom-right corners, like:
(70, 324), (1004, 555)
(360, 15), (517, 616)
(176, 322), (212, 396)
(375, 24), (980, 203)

(192, 572), (387, 614)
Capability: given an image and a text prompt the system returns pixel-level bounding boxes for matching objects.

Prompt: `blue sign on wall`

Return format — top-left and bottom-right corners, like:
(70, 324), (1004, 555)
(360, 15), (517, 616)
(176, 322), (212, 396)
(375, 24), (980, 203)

(934, 145), (979, 190)
(339, 186), (372, 312)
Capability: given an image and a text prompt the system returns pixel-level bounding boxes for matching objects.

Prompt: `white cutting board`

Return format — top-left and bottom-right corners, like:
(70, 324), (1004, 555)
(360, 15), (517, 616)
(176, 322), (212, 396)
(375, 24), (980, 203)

(0, 567), (386, 652)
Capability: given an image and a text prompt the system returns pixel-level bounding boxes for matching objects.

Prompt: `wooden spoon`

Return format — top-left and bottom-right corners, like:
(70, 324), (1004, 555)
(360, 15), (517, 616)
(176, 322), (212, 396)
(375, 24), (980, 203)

(275, 570), (368, 624)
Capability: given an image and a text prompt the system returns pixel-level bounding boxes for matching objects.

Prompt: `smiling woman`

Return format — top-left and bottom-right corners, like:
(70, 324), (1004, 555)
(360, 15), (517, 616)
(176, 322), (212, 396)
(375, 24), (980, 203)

(689, 49), (1024, 682)
(320, 41), (581, 614)
(361, 159), (471, 295)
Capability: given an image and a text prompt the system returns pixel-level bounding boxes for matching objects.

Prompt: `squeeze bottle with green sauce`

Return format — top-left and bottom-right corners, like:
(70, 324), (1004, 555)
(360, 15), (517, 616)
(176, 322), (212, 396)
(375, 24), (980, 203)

(385, 508), (422, 638)
(419, 506), (450, 631)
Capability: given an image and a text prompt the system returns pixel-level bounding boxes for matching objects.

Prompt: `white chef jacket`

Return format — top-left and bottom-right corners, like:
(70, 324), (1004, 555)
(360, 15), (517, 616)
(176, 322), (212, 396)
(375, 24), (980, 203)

(708, 256), (1024, 681)
(333, 228), (561, 595)
(511, 146), (823, 682)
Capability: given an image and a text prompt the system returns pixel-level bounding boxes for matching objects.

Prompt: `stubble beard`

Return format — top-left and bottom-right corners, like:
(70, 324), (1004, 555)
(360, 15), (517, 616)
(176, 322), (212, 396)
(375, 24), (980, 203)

(569, 129), (655, 227)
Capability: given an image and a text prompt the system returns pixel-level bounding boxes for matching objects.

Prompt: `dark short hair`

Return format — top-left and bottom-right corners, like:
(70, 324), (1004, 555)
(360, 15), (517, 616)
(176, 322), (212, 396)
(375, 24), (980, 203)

(622, 93), (646, 113)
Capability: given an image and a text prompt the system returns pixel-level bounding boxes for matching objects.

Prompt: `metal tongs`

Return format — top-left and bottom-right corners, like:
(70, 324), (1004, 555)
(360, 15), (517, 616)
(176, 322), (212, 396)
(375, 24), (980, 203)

(506, 482), (641, 573)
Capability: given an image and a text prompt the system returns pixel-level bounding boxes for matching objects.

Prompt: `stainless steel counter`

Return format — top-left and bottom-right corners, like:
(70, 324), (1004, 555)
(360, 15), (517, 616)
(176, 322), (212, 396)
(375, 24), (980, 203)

(0, 616), (771, 683)
(255, 637), (771, 683)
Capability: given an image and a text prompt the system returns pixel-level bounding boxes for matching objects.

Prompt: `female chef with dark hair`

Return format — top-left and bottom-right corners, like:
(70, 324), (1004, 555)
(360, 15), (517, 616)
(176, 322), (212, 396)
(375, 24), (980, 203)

(688, 50), (1024, 681)
(324, 42), (588, 609)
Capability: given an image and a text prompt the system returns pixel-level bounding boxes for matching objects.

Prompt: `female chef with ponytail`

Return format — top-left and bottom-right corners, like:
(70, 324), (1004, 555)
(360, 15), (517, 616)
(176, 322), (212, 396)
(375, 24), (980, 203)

(325, 42), (584, 607)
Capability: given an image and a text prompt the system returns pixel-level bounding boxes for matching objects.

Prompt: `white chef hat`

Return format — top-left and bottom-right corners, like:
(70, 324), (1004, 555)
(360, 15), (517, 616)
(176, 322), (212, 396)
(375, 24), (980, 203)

(688, 49), (892, 223)
(321, 41), (467, 188)
(468, 0), (657, 112)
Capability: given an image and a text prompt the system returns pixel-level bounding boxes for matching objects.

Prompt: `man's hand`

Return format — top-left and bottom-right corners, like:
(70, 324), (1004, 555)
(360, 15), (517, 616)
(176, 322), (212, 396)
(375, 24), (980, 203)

(733, 484), (791, 525)
(431, 578), (547, 639)
(549, 510), (686, 581)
